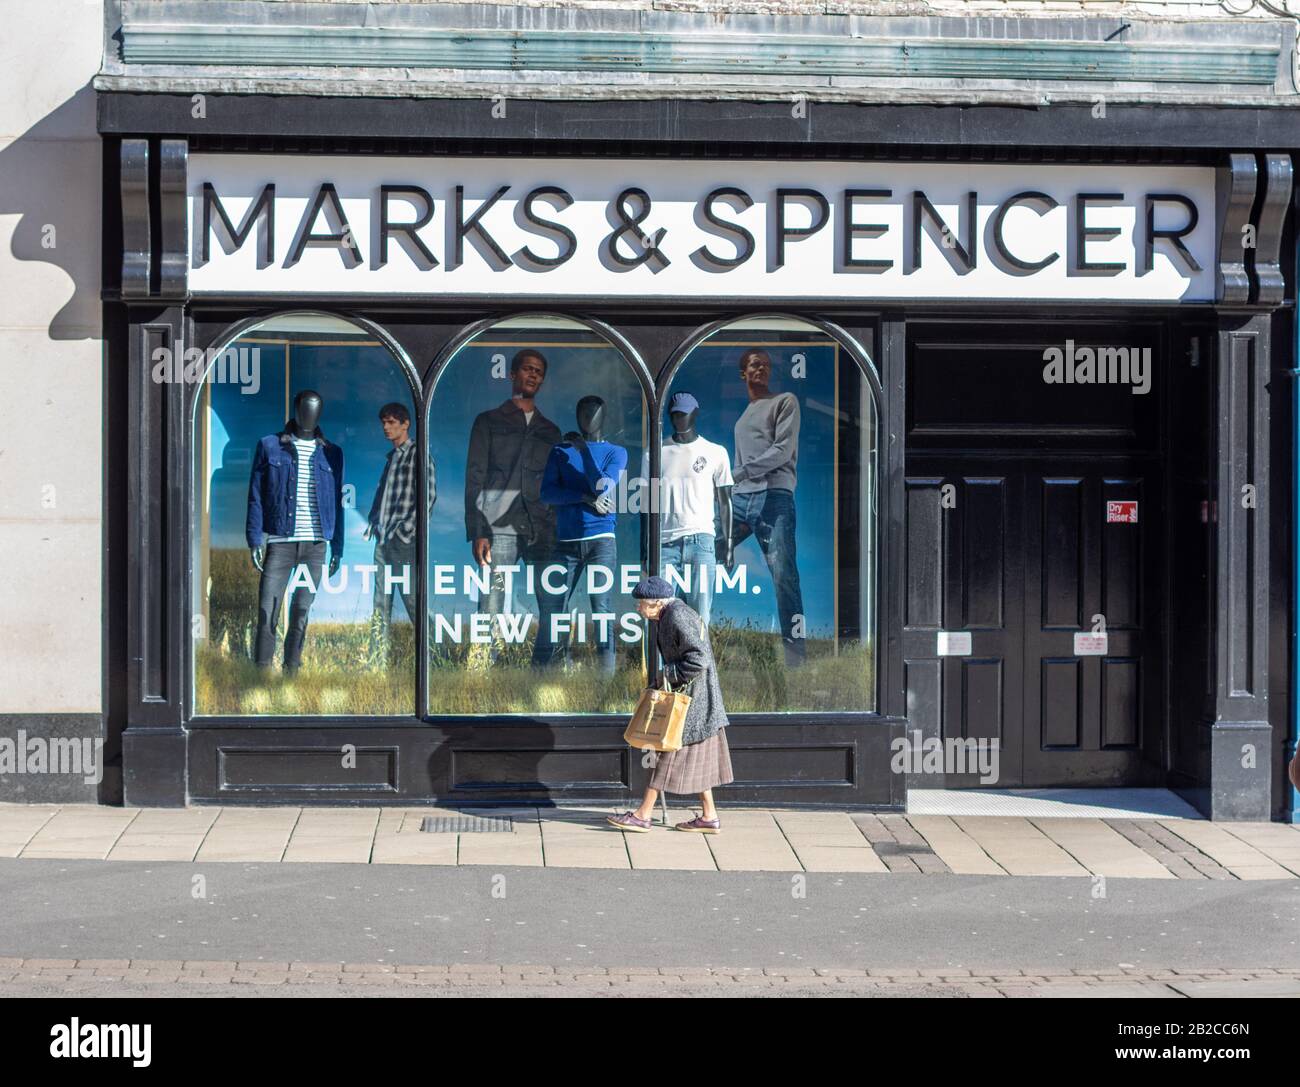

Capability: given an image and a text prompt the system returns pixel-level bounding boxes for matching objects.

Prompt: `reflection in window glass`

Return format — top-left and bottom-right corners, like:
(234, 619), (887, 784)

(660, 319), (876, 712)
(192, 314), (419, 715)
(427, 318), (648, 715)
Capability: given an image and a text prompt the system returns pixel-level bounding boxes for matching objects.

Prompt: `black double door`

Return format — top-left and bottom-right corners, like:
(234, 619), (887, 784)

(903, 454), (1162, 788)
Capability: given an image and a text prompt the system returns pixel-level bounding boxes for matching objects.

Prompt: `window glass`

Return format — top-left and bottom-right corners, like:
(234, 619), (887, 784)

(660, 318), (876, 712)
(426, 317), (649, 714)
(192, 313), (419, 715)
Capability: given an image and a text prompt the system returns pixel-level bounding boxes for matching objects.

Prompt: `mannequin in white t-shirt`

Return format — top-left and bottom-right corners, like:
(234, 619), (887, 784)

(642, 390), (734, 626)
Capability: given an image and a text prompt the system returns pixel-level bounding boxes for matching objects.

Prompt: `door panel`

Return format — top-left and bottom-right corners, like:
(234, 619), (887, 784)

(1021, 460), (1158, 785)
(906, 455), (1161, 788)
(904, 464), (1023, 787)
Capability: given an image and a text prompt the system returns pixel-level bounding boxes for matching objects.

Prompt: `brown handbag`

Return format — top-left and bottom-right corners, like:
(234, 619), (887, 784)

(623, 675), (690, 753)
(1289, 753), (1300, 792)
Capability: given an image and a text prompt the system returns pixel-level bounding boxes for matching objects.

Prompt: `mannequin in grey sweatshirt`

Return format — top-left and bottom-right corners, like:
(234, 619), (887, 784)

(727, 348), (806, 666)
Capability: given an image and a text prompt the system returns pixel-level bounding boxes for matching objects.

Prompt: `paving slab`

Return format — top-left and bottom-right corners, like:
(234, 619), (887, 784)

(951, 817), (1089, 876)
(194, 813), (298, 862)
(1029, 818), (1175, 879)
(369, 833), (460, 865)
(457, 824), (545, 867)
(624, 830), (718, 871)
(20, 809), (140, 859)
(1157, 821), (1295, 880)
(1217, 823), (1300, 874)
(0, 805), (63, 857)
(775, 811), (886, 872)
(707, 828), (803, 871)
(540, 816), (633, 868)
(106, 809), (221, 863)
(906, 815), (1006, 875)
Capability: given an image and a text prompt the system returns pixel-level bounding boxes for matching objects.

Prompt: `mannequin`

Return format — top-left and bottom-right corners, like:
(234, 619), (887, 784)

(646, 390), (734, 627)
(669, 401), (734, 570)
(246, 388), (346, 673)
(464, 348), (561, 667)
(729, 347), (805, 666)
(250, 391), (340, 575)
(539, 395), (628, 675)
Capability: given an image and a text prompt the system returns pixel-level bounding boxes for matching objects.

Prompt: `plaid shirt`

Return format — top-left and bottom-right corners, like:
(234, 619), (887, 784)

(368, 439), (436, 545)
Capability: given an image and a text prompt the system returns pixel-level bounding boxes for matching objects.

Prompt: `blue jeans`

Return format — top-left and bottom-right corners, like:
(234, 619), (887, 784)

(731, 488), (806, 665)
(537, 535), (618, 676)
(661, 533), (715, 627)
(368, 536), (416, 666)
(480, 532), (556, 666)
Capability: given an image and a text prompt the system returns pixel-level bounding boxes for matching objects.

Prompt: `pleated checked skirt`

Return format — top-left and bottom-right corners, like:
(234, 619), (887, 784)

(649, 729), (734, 795)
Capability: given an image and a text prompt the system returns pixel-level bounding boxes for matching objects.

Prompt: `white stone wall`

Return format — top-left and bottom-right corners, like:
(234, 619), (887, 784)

(0, 1), (104, 713)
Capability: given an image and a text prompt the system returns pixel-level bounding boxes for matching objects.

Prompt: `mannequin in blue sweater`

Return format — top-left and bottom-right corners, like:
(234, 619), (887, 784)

(538, 396), (628, 676)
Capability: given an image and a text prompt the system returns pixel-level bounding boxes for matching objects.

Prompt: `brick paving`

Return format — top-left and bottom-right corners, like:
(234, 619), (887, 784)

(0, 803), (1297, 879)
(1, 958), (1298, 996)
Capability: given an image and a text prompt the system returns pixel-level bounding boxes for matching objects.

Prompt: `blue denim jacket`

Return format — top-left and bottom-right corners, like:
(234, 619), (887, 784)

(246, 428), (345, 553)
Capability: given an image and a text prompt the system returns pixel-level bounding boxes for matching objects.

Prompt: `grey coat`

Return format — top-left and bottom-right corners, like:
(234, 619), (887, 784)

(656, 600), (729, 745)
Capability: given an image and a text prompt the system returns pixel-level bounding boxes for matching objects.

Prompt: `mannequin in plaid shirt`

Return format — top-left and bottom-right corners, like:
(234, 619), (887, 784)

(366, 402), (435, 665)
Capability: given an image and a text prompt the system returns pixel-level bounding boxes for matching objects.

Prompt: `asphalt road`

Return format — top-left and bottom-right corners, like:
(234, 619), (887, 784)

(1, 858), (1298, 972)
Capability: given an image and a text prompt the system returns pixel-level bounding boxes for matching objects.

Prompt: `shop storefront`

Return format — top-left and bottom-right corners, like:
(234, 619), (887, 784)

(95, 11), (1299, 819)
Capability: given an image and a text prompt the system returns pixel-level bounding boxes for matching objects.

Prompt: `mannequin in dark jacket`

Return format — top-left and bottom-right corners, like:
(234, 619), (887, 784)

(246, 390), (345, 673)
(463, 349), (562, 666)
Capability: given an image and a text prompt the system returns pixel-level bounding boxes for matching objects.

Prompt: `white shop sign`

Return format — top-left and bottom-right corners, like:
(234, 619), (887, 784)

(188, 154), (1216, 301)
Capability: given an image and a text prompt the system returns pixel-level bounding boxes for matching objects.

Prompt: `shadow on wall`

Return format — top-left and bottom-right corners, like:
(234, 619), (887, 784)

(0, 81), (102, 341)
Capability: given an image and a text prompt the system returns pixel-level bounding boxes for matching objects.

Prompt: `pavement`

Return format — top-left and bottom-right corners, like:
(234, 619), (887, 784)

(0, 853), (1298, 998)
(4, 804), (1298, 998)
(3, 802), (1299, 880)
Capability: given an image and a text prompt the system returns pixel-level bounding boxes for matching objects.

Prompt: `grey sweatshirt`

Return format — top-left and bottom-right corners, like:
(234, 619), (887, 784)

(732, 392), (800, 494)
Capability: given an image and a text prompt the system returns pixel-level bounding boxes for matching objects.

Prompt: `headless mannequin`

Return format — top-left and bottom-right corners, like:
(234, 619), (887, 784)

(670, 405), (734, 569)
(251, 390), (341, 576)
(565, 395), (615, 515)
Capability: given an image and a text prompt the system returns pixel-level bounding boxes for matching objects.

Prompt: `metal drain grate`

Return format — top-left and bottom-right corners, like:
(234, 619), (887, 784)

(420, 815), (514, 834)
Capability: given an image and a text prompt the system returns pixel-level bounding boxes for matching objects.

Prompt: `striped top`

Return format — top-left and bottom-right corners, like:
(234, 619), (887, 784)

(268, 437), (324, 543)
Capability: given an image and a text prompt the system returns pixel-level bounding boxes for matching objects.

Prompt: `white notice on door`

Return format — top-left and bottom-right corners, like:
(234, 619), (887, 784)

(937, 631), (972, 656)
(1073, 632), (1109, 656)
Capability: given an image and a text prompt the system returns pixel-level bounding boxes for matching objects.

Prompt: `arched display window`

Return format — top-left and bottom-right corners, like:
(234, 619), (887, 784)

(424, 314), (652, 716)
(658, 316), (879, 712)
(191, 312), (421, 716)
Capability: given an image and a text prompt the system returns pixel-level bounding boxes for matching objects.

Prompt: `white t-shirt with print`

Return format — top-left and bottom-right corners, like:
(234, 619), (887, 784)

(643, 437), (734, 542)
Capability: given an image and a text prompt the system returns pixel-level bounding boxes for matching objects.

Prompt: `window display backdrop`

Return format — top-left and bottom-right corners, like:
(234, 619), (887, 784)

(193, 320), (418, 715)
(426, 324), (649, 715)
(663, 326), (876, 712)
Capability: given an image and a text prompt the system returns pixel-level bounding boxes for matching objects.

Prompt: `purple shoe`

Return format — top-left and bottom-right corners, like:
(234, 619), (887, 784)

(675, 814), (721, 834)
(607, 811), (653, 833)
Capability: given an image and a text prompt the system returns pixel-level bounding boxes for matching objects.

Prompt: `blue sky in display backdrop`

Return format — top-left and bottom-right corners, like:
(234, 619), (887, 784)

(205, 336), (416, 623)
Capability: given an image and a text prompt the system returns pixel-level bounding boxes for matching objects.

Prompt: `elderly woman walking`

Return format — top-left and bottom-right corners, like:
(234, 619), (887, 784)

(608, 576), (734, 834)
